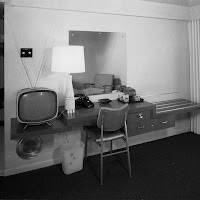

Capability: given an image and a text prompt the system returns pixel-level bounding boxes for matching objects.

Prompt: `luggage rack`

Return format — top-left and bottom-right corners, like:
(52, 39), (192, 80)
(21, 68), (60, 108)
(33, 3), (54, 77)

(153, 98), (200, 116)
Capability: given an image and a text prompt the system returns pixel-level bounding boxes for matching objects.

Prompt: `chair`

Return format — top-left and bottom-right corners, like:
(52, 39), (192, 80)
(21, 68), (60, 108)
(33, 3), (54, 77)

(84, 74), (114, 94)
(83, 104), (132, 185)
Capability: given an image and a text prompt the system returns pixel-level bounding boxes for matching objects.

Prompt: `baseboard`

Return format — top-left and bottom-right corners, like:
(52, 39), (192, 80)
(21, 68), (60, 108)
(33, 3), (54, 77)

(86, 127), (190, 157)
(128, 127), (191, 147)
(2, 127), (190, 176)
(3, 157), (62, 176)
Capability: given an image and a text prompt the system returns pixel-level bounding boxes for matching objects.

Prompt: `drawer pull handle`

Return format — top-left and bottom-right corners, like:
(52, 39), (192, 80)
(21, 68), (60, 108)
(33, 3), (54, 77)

(162, 121), (168, 124)
(138, 114), (143, 119)
(137, 126), (145, 129)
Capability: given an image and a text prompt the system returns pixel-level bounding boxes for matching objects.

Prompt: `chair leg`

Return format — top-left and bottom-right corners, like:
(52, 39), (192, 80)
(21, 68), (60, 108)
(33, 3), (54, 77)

(125, 137), (132, 178)
(100, 142), (104, 185)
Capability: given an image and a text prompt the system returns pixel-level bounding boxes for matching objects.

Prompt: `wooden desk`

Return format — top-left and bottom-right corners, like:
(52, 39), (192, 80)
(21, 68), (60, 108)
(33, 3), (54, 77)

(11, 99), (200, 140)
(62, 100), (155, 128)
(11, 117), (69, 140)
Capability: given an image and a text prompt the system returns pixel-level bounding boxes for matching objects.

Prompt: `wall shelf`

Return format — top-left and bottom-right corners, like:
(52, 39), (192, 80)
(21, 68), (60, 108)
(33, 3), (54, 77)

(10, 99), (200, 140)
(11, 116), (69, 140)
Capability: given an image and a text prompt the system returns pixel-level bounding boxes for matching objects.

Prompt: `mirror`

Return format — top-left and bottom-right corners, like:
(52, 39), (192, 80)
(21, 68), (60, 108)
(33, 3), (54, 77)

(69, 30), (127, 95)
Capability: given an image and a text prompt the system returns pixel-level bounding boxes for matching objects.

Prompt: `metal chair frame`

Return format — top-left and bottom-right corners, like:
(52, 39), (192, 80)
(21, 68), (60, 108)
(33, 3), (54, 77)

(84, 104), (132, 185)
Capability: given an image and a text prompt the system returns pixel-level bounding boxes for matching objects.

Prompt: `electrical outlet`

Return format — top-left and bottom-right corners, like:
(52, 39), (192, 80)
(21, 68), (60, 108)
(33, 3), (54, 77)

(20, 48), (32, 57)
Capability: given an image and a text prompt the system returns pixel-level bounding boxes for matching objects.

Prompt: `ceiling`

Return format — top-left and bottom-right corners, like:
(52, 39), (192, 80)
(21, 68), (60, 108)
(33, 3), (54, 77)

(0, 0), (199, 20)
(141, 0), (200, 7)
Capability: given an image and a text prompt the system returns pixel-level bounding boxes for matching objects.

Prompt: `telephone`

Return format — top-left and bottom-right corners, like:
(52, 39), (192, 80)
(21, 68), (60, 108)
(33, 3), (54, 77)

(75, 94), (94, 109)
(82, 96), (94, 108)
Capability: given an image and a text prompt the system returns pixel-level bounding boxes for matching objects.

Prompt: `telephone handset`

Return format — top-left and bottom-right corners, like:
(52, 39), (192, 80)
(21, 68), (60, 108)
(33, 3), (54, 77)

(82, 96), (94, 108)
(75, 94), (94, 109)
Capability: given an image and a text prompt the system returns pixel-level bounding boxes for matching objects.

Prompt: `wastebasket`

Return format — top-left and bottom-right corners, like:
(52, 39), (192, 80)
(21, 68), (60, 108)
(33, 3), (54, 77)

(61, 141), (85, 175)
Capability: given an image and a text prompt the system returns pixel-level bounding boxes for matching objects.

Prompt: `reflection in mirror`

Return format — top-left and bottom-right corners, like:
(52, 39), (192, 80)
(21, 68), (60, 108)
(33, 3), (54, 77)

(69, 31), (127, 96)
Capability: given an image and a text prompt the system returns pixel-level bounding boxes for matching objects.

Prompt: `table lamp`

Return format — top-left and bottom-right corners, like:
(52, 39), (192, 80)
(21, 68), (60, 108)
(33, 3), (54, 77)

(51, 46), (85, 114)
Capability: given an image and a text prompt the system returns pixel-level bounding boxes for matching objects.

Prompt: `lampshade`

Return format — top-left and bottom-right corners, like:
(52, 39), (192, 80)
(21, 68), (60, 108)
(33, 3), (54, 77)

(51, 46), (85, 73)
(51, 45), (85, 114)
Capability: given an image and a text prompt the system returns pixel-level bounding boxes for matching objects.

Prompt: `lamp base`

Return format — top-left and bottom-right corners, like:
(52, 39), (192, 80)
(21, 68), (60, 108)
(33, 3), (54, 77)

(65, 74), (75, 114)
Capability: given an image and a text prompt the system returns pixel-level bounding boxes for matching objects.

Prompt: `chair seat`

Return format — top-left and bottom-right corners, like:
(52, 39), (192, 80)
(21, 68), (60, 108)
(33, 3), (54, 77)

(83, 125), (125, 142)
(83, 104), (131, 185)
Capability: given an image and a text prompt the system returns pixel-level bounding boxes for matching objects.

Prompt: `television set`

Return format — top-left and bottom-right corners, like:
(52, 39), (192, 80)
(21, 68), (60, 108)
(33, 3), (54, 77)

(16, 88), (58, 127)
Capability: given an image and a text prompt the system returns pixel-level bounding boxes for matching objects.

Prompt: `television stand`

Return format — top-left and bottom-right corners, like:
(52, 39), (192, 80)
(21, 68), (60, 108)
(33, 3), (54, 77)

(23, 121), (52, 130)
(11, 116), (69, 140)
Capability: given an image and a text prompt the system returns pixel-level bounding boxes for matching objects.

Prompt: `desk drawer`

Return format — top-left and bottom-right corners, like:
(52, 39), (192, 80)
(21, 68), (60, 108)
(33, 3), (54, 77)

(128, 111), (151, 122)
(148, 115), (175, 131)
(127, 120), (148, 136)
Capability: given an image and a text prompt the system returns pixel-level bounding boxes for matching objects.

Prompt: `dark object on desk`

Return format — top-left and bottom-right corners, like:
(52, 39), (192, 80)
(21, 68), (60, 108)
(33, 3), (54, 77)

(130, 97), (144, 103)
(117, 98), (144, 103)
(82, 96), (94, 108)
(75, 94), (86, 109)
(123, 87), (136, 96)
(16, 136), (43, 159)
(123, 87), (137, 103)
(75, 95), (94, 109)
(75, 97), (84, 109)
(83, 104), (132, 185)
(98, 98), (112, 104)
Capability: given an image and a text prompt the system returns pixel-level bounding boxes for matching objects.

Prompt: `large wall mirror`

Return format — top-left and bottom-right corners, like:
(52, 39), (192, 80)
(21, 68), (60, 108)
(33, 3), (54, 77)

(69, 31), (127, 95)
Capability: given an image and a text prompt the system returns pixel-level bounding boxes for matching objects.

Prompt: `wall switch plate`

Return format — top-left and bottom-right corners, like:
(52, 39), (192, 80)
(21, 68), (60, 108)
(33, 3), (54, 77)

(20, 48), (32, 57)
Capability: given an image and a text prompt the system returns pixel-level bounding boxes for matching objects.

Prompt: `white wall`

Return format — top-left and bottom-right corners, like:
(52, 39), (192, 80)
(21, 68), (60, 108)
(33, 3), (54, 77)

(189, 0), (200, 7)
(10, 0), (190, 21)
(190, 5), (200, 20)
(127, 17), (190, 100)
(3, 0), (191, 175)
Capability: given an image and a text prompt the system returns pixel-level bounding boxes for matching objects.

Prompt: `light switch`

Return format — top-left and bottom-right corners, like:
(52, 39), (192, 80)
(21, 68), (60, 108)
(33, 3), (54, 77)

(20, 48), (32, 57)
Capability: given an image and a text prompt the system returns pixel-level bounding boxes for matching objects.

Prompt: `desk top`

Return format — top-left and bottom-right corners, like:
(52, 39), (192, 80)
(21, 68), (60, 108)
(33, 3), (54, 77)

(11, 100), (155, 140)
(11, 99), (200, 140)
(62, 100), (156, 127)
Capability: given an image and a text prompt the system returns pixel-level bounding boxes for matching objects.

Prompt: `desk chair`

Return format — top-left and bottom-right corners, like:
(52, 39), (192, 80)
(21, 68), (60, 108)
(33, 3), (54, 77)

(83, 104), (132, 185)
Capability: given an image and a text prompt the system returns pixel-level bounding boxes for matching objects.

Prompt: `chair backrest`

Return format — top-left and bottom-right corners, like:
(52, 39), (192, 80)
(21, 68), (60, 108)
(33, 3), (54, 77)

(95, 74), (114, 89)
(97, 104), (128, 132)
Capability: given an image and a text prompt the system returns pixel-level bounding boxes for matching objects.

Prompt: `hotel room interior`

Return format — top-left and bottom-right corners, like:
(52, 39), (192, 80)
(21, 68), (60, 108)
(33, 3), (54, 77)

(1, 0), (200, 199)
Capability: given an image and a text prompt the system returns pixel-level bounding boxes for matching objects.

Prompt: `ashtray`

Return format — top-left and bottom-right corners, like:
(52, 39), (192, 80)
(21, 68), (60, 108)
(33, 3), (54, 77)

(16, 136), (43, 159)
(98, 98), (112, 104)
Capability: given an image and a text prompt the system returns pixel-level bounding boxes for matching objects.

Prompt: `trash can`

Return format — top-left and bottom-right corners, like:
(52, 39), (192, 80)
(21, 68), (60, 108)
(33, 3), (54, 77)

(61, 141), (85, 175)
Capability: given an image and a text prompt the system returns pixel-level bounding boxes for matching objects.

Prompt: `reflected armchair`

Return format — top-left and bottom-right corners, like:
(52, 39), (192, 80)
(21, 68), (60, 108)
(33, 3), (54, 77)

(84, 74), (114, 94)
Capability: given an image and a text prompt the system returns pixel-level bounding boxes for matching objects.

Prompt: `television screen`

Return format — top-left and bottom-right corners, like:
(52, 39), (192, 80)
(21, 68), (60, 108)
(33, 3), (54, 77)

(17, 88), (58, 125)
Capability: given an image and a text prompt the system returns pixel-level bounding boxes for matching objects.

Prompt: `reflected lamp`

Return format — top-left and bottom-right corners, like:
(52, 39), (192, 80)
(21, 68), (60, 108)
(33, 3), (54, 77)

(51, 46), (85, 113)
